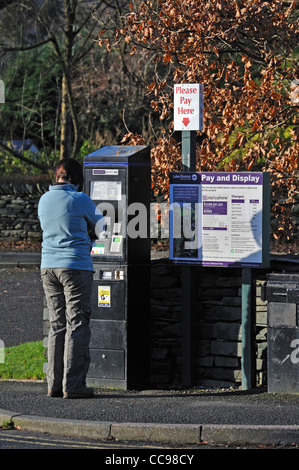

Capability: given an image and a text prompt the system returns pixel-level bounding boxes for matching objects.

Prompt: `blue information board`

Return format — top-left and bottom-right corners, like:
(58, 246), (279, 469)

(169, 172), (270, 268)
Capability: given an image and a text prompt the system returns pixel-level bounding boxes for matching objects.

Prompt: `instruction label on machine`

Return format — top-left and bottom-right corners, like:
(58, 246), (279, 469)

(169, 172), (270, 268)
(98, 286), (111, 307)
(90, 180), (122, 201)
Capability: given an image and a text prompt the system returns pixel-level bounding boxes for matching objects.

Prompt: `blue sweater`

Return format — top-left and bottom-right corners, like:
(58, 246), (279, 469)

(38, 184), (103, 271)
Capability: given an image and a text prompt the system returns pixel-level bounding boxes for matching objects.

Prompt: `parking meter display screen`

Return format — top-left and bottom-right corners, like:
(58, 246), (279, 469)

(91, 241), (106, 255)
(90, 180), (122, 201)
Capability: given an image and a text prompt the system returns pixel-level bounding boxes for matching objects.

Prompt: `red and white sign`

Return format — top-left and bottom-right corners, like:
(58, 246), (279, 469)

(174, 83), (204, 131)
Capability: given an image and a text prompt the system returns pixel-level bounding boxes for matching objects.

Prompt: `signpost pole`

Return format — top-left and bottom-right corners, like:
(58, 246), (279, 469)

(241, 267), (254, 390)
(181, 130), (196, 387)
(182, 131), (196, 171)
(174, 82), (203, 387)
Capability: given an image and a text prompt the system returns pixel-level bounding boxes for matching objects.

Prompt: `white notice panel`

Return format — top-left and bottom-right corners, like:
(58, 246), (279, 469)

(201, 173), (264, 267)
(173, 83), (204, 131)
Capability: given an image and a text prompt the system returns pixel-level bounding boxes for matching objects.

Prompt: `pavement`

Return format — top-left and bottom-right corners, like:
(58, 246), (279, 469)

(1, 250), (299, 447)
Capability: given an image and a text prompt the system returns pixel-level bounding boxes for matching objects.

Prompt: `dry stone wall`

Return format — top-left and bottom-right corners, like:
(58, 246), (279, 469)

(150, 260), (268, 388)
(150, 258), (296, 389)
(0, 181), (48, 242)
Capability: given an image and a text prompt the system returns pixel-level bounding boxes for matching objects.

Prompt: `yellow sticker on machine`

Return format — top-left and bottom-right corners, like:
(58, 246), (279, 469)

(98, 286), (111, 307)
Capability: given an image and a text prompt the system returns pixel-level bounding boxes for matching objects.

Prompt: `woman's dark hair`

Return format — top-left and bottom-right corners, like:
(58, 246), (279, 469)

(55, 158), (83, 190)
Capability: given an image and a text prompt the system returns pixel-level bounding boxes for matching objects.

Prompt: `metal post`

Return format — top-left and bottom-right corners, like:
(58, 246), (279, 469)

(241, 268), (254, 390)
(182, 131), (196, 172)
(181, 130), (196, 387)
(181, 266), (196, 386)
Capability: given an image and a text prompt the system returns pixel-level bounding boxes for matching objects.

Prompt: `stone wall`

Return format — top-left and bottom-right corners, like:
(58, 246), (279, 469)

(0, 181), (48, 242)
(150, 257), (297, 389)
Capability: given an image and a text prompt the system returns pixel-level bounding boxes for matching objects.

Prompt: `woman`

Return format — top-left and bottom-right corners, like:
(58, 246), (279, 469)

(38, 158), (104, 398)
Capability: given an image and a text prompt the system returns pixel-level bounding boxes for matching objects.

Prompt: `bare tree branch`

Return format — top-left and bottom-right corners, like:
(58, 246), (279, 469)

(0, 141), (50, 171)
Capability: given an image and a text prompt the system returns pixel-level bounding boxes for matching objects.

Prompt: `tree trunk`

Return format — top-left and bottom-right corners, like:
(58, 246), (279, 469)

(59, 0), (79, 160)
(60, 74), (72, 159)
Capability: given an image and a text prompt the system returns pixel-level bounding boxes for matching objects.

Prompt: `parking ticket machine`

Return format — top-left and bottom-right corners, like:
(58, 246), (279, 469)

(83, 145), (151, 390)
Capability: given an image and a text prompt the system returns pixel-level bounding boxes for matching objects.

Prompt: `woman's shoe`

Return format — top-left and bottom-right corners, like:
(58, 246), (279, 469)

(47, 389), (63, 397)
(63, 387), (94, 399)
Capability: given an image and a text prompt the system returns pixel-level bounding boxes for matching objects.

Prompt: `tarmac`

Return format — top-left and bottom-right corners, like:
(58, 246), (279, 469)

(1, 250), (299, 448)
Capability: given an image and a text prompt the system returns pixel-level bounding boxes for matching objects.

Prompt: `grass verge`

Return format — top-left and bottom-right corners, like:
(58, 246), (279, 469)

(0, 341), (45, 380)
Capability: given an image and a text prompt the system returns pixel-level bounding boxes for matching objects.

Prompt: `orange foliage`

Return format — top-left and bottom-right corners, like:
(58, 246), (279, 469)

(101, 0), (299, 248)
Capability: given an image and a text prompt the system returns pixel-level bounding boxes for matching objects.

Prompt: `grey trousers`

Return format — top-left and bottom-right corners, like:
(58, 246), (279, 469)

(41, 268), (93, 393)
